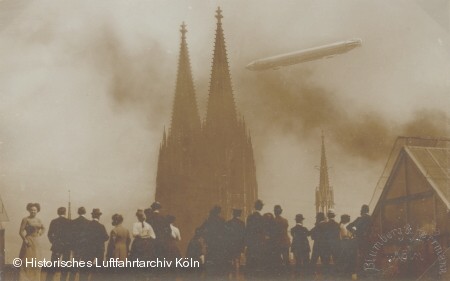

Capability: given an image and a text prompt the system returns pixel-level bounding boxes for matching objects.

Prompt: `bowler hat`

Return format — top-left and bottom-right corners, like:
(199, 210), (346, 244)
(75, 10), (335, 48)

(91, 208), (102, 216)
(296, 214), (305, 221)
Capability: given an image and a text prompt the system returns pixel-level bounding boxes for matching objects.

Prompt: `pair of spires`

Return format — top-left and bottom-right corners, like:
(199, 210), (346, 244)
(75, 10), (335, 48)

(180, 7), (223, 39)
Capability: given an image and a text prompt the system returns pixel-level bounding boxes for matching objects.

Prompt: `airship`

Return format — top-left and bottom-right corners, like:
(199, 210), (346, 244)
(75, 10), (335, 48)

(246, 39), (362, 71)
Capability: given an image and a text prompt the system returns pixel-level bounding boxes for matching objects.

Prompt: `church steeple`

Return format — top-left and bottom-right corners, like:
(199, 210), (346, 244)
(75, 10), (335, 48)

(204, 7), (238, 134)
(316, 132), (334, 213)
(169, 22), (201, 143)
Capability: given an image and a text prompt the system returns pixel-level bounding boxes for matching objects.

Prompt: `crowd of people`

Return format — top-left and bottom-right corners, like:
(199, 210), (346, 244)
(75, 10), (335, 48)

(17, 200), (372, 281)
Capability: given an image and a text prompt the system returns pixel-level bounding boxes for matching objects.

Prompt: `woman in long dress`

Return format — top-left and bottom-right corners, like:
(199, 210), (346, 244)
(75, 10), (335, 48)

(106, 214), (131, 261)
(19, 203), (45, 281)
(130, 209), (156, 261)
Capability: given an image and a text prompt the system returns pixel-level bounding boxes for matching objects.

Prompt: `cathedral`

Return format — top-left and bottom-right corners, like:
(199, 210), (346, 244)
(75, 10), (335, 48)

(155, 8), (258, 250)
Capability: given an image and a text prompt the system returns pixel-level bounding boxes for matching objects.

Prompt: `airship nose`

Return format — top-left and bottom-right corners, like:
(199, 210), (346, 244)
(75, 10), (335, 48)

(246, 62), (256, 70)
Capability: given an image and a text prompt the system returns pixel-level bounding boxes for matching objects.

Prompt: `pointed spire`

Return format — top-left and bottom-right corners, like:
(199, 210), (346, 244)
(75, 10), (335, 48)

(316, 132), (334, 213)
(205, 7), (237, 135)
(169, 22), (201, 144)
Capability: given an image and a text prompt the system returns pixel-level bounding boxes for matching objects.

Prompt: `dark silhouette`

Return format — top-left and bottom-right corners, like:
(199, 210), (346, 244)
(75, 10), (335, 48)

(186, 228), (205, 265)
(88, 208), (109, 281)
(46, 207), (71, 281)
(88, 208), (109, 262)
(225, 209), (245, 272)
(291, 214), (310, 275)
(310, 212), (327, 275)
(262, 212), (280, 274)
(199, 206), (227, 273)
(322, 209), (340, 276)
(347, 204), (371, 275)
(245, 200), (266, 275)
(69, 207), (91, 281)
(145, 201), (171, 257)
(273, 205), (290, 268)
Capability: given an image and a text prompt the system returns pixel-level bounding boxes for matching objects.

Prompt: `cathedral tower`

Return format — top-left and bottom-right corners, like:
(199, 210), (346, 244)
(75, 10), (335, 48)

(315, 133), (334, 214)
(155, 9), (258, 250)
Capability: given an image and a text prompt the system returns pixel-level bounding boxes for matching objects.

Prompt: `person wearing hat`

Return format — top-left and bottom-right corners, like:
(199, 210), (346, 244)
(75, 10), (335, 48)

(273, 205), (290, 269)
(69, 207), (91, 281)
(46, 207), (71, 281)
(309, 212), (326, 274)
(245, 200), (265, 273)
(198, 205), (227, 272)
(88, 208), (109, 263)
(145, 201), (171, 257)
(225, 208), (245, 273)
(322, 209), (340, 276)
(347, 204), (371, 276)
(291, 214), (310, 275)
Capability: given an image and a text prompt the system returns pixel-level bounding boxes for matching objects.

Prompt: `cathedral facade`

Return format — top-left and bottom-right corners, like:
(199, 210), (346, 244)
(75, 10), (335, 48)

(155, 8), (258, 249)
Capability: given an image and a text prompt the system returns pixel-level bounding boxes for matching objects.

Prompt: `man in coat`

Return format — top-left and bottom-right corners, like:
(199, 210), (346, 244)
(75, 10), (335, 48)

(199, 205), (227, 272)
(145, 201), (170, 257)
(347, 204), (372, 275)
(225, 209), (245, 272)
(88, 208), (109, 281)
(69, 207), (91, 281)
(291, 214), (310, 275)
(310, 212), (327, 275)
(46, 207), (71, 281)
(245, 199), (265, 274)
(273, 205), (290, 268)
(323, 209), (340, 276)
(88, 208), (109, 262)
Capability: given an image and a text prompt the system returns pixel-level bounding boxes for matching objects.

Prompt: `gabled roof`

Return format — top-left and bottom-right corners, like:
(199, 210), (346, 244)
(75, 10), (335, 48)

(405, 146), (450, 208)
(369, 137), (450, 211)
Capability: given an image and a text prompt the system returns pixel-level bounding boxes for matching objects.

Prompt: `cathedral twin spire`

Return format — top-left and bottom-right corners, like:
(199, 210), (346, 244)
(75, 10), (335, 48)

(156, 7), (258, 251)
(169, 22), (201, 146)
(168, 7), (239, 144)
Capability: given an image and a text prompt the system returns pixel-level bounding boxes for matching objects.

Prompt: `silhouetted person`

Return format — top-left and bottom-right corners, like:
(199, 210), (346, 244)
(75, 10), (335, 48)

(145, 201), (170, 257)
(339, 214), (355, 277)
(225, 209), (245, 272)
(273, 205), (290, 268)
(245, 199), (265, 275)
(186, 228), (205, 265)
(291, 214), (310, 275)
(106, 214), (130, 261)
(310, 212), (326, 275)
(88, 208), (109, 281)
(186, 228), (206, 280)
(199, 205), (227, 273)
(262, 212), (280, 274)
(130, 209), (155, 261)
(46, 207), (71, 281)
(347, 204), (371, 275)
(166, 215), (181, 260)
(323, 209), (340, 276)
(70, 207), (91, 281)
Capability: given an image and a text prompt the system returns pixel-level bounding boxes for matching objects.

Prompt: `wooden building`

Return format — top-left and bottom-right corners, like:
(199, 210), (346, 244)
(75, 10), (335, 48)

(368, 137), (449, 279)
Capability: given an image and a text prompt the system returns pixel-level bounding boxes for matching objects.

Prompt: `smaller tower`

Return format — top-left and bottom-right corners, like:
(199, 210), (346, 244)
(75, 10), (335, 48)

(315, 132), (334, 214)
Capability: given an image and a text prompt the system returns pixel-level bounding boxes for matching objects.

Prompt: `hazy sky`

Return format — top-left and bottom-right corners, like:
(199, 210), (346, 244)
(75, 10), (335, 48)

(0, 0), (449, 261)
